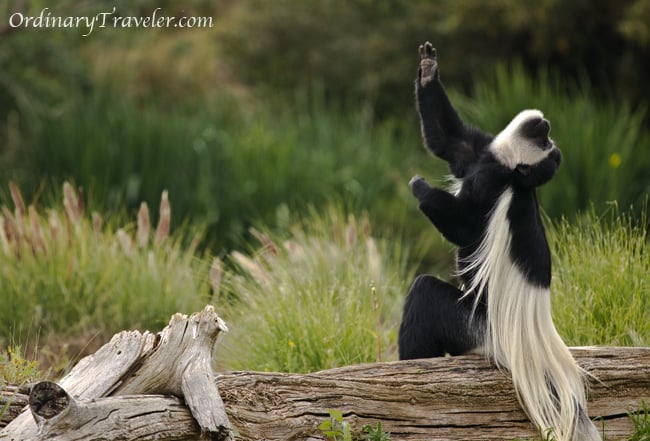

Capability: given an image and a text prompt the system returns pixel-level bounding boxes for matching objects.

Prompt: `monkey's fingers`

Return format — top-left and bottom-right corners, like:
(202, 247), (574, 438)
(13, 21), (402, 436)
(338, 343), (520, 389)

(418, 41), (437, 61)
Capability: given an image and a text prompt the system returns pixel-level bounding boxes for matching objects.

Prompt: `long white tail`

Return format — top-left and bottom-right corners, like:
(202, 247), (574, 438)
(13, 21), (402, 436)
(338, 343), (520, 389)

(460, 188), (600, 441)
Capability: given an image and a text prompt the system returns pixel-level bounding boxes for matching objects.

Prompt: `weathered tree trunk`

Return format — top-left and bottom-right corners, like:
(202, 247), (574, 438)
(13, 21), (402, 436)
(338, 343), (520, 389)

(217, 347), (650, 440)
(1, 306), (649, 441)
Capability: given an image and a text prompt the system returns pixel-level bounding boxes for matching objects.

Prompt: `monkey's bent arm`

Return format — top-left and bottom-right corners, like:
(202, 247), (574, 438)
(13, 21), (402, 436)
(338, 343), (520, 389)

(410, 176), (475, 247)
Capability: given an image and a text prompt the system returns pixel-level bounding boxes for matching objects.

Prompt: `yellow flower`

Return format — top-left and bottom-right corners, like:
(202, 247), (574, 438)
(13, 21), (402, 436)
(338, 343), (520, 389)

(288, 340), (295, 349)
(609, 153), (622, 169)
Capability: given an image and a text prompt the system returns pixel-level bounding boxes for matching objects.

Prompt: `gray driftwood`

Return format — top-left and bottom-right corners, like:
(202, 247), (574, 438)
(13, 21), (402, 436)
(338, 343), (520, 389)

(0, 305), (231, 441)
(1, 306), (649, 440)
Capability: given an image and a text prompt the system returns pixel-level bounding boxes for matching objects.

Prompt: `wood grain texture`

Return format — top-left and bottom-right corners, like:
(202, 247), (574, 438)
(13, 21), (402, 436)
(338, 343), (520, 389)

(0, 387), (28, 429)
(1, 309), (648, 441)
(216, 347), (650, 440)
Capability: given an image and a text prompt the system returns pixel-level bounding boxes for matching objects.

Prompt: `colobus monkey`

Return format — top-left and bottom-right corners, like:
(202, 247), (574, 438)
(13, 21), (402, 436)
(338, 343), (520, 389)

(398, 42), (600, 441)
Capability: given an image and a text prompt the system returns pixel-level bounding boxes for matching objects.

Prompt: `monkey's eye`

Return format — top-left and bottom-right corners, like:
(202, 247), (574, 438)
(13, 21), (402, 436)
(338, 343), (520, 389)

(516, 164), (531, 176)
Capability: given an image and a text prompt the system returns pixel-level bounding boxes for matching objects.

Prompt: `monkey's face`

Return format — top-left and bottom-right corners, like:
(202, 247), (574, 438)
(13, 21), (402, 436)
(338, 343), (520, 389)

(488, 109), (562, 188)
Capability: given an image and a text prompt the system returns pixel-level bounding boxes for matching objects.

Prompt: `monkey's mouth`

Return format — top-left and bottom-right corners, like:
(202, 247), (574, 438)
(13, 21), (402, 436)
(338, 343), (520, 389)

(548, 147), (562, 166)
(515, 147), (561, 176)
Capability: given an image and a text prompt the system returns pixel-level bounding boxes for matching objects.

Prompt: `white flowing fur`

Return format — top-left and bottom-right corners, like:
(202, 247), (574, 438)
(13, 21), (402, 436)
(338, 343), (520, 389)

(460, 188), (599, 441)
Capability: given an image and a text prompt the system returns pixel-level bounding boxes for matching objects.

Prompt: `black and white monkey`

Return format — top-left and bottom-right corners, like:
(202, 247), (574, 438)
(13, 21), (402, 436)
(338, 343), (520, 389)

(398, 42), (600, 441)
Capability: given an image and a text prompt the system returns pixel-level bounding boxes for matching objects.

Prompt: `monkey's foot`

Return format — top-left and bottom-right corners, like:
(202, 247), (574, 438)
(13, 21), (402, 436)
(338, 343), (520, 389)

(418, 41), (439, 87)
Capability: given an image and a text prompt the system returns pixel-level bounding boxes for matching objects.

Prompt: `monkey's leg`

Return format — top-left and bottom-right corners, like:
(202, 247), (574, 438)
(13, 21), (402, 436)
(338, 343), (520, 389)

(398, 275), (484, 360)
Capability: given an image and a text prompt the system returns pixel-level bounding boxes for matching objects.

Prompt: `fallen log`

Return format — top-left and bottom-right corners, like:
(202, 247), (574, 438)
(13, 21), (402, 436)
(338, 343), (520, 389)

(1, 306), (649, 440)
(1, 305), (231, 440)
(217, 347), (650, 440)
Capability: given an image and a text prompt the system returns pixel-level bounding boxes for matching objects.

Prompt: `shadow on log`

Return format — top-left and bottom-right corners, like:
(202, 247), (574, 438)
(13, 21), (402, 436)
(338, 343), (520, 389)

(1, 306), (649, 440)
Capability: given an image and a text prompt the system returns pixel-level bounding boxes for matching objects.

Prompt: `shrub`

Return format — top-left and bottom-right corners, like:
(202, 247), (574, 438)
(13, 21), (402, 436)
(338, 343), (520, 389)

(0, 346), (41, 386)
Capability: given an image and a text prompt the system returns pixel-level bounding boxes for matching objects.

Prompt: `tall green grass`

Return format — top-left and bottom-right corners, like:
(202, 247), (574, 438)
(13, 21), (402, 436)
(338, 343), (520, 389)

(217, 206), (413, 373)
(551, 205), (649, 347)
(1, 181), (647, 377)
(216, 204), (649, 373)
(0, 181), (207, 349)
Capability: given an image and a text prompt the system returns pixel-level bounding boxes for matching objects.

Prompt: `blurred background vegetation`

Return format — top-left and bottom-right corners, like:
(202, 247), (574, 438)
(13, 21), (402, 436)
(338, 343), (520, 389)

(0, 0), (649, 376)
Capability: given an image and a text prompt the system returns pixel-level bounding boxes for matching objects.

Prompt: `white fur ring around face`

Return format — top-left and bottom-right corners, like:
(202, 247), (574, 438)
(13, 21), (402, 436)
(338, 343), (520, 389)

(490, 109), (557, 170)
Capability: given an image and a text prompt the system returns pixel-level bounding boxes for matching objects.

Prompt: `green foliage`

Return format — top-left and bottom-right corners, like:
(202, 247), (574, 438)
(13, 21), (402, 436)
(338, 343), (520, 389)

(452, 63), (650, 218)
(0, 1), (92, 117)
(619, 0), (650, 48)
(319, 410), (392, 441)
(216, 0), (433, 113)
(0, 346), (40, 386)
(5, 86), (244, 243)
(4, 0), (650, 126)
(4, 6), (650, 252)
(217, 0), (650, 110)
(0, 0), (218, 119)
(0, 345), (41, 423)
(551, 205), (649, 347)
(5, 63), (649, 258)
(361, 421), (392, 441)
(0, 181), (207, 347)
(3, 83), (429, 253)
(217, 206), (412, 373)
(628, 400), (650, 441)
(319, 409), (353, 441)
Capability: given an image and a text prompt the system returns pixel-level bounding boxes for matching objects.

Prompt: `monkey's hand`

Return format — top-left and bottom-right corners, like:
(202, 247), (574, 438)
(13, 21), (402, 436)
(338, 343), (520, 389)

(418, 42), (439, 87)
(409, 175), (433, 201)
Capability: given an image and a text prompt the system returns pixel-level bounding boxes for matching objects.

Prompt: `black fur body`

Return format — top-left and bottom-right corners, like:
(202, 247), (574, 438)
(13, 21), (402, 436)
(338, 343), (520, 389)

(398, 43), (599, 441)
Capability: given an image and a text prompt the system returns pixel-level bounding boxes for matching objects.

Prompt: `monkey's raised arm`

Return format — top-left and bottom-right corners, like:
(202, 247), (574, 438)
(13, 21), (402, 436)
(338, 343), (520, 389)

(416, 43), (493, 178)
